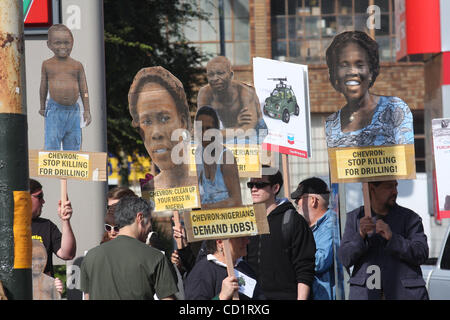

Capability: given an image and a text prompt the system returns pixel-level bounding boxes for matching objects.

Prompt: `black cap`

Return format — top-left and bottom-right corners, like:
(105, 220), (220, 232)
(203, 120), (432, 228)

(291, 177), (330, 199)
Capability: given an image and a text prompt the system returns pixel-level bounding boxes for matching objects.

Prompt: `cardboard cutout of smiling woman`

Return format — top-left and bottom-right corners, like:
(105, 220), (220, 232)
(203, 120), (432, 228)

(129, 67), (199, 210)
(39, 24), (91, 151)
(324, 31), (415, 183)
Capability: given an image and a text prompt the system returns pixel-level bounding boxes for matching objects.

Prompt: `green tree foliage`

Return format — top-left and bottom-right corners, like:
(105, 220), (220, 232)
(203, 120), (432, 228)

(104, 0), (209, 159)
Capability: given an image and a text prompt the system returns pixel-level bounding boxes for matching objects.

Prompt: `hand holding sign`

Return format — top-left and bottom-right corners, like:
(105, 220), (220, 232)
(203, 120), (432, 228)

(376, 219), (392, 241)
(219, 275), (240, 300)
(359, 216), (375, 239)
(58, 199), (73, 221)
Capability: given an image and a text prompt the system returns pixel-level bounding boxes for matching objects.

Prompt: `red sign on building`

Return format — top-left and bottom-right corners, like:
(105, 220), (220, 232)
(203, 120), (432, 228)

(24, 0), (54, 28)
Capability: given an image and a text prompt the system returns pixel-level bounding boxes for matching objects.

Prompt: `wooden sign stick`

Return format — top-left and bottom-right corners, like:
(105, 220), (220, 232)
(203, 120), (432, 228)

(223, 239), (239, 300)
(172, 210), (184, 249)
(60, 179), (67, 208)
(362, 182), (372, 217)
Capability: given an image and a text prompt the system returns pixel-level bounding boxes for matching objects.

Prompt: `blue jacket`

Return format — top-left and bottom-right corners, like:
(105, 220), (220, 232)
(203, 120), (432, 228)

(338, 204), (429, 300)
(311, 209), (336, 300)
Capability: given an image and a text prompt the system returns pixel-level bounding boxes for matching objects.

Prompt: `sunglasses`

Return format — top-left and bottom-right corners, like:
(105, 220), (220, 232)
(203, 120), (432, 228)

(247, 182), (271, 189)
(104, 224), (119, 233)
(32, 193), (44, 200)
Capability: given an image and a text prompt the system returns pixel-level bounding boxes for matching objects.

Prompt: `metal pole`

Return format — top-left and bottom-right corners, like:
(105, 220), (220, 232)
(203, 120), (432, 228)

(0, 0), (32, 300)
(219, 0), (225, 56)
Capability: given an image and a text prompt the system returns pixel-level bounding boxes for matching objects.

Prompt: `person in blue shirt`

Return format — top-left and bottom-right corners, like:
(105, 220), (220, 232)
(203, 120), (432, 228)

(291, 177), (341, 300)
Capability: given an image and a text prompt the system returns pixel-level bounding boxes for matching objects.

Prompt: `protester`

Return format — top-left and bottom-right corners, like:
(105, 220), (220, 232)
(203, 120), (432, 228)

(339, 180), (429, 300)
(291, 177), (340, 300)
(30, 179), (76, 294)
(324, 31), (414, 148)
(100, 187), (136, 244)
(245, 166), (316, 300)
(80, 196), (178, 300)
(184, 237), (263, 300)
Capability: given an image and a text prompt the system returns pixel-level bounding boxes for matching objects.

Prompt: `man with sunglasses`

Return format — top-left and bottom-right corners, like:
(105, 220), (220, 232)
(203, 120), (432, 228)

(30, 179), (76, 276)
(245, 166), (316, 300)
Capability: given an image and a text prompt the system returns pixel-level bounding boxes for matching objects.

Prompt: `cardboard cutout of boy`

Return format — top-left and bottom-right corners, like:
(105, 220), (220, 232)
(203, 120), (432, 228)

(40, 24), (91, 151)
(32, 240), (61, 300)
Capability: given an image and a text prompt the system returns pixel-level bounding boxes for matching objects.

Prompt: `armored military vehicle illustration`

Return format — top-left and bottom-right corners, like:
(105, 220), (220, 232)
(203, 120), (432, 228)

(263, 78), (299, 123)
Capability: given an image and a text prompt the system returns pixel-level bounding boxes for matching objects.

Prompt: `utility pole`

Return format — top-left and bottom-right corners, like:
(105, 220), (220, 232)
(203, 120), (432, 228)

(0, 0), (32, 300)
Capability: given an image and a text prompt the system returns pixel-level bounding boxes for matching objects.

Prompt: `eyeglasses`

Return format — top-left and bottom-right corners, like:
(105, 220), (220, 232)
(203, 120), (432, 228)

(247, 182), (271, 189)
(32, 193), (44, 200)
(104, 224), (119, 233)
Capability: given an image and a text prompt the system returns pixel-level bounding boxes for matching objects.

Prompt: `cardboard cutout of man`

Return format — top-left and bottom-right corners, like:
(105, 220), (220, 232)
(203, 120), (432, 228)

(40, 24), (91, 151)
(197, 56), (267, 142)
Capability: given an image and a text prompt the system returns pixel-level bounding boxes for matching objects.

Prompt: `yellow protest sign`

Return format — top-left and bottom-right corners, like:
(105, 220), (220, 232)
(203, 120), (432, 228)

(142, 185), (200, 212)
(183, 203), (269, 242)
(328, 144), (416, 183)
(29, 150), (107, 181)
(38, 152), (89, 178)
(189, 144), (261, 178)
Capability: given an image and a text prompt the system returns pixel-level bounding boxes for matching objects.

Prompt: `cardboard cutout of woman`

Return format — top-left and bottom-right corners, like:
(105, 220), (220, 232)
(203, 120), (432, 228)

(324, 31), (414, 148)
(128, 67), (197, 190)
(194, 106), (242, 209)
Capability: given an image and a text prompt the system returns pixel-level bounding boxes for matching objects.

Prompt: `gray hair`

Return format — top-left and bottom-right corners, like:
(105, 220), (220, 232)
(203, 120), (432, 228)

(114, 196), (154, 228)
(317, 193), (330, 210)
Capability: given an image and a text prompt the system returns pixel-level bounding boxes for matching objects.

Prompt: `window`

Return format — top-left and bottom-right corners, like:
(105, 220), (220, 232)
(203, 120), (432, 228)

(182, 0), (250, 66)
(272, 0), (397, 64)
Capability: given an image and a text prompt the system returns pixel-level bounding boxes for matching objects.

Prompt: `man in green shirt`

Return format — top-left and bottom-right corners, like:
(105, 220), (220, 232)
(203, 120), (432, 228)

(80, 196), (178, 300)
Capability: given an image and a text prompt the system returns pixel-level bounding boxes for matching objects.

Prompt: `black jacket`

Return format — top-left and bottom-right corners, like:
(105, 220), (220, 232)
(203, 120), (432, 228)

(246, 201), (316, 299)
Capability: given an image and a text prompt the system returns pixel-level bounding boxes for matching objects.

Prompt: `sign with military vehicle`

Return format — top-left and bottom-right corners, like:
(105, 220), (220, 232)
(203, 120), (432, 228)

(263, 78), (300, 123)
(253, 57), (312, 158)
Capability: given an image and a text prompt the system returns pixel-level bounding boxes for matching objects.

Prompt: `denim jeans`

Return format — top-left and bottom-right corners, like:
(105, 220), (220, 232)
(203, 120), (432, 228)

(44, 98), (81, 151)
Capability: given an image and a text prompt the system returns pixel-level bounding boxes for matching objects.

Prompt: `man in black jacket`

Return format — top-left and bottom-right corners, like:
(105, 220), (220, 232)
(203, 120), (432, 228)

(245, 166), (316, 299)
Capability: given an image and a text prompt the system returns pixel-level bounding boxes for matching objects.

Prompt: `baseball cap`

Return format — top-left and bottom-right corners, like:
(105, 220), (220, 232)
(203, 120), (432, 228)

(291, 177), (330, 199)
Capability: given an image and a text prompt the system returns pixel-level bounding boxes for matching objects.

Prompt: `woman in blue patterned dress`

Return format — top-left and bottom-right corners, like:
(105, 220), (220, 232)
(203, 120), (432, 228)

(194, 106), (242, 209)
(324, 31), (414, 148)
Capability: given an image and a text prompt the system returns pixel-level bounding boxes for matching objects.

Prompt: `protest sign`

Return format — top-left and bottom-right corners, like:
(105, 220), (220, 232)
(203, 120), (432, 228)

(189, 143), (261, 178)
(253, 57), (312, 158)
(29, 150), (107, 181)
(432, 118), (450, 219)
(183, 203), (268, 242)
(328, 144), (416, 183)
(142, 185), (201, 212)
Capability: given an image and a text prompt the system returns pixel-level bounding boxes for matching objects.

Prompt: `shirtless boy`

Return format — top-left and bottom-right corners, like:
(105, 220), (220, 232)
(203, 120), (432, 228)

(197, 56), (266, 141)
(40, 24), (91, 151)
